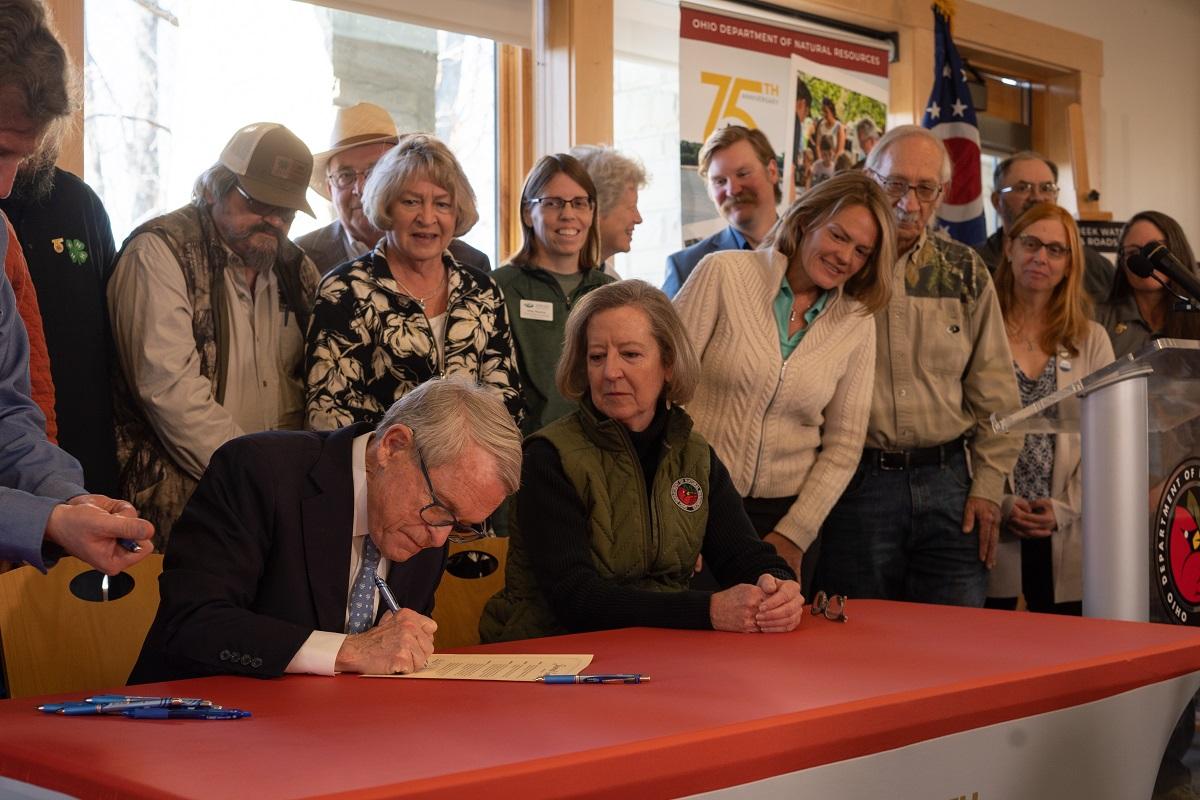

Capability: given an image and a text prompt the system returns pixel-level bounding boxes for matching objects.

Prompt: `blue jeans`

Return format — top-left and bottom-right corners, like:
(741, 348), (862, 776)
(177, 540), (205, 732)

(816, 447), (988, 607)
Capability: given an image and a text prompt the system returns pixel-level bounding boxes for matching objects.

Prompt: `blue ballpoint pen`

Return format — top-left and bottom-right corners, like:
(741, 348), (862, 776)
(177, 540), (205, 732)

(538, 674), (650, 684)
(118, 538), (142, 553)
(85, 695), (212, 706)
(373, 575), (402, 613)
(122, 708), (250, 720)
(59, 699), (221, 715)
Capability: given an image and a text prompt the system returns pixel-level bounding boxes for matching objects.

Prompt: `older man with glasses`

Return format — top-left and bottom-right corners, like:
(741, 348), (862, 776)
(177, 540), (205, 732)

(108, 123), (322, 548)
(296, 102), (490, 274)
(973, 150), (1113, 304)
(815, 125), (1021, 609)
(129, 379), (522, 683)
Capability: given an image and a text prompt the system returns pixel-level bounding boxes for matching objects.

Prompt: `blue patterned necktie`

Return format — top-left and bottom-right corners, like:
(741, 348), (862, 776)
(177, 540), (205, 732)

(346, 535), (382, 634)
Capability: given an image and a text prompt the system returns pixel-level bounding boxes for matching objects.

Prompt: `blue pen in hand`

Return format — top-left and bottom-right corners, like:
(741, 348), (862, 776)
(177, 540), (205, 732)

(373, 576), (401, 614)
(119, 538), (142, 553)
(538, 674), (650, 684)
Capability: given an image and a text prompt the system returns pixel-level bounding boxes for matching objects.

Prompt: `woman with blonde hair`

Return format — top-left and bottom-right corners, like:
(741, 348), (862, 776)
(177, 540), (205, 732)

(986, 203), (1114, 614)
(304, 133), (523, 431)
(480, 280), (804, 642)
(674, 170), (894, 588)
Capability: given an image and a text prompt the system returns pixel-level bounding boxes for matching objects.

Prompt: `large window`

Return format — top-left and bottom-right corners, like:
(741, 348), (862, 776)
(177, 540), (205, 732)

(85, 0), (498, 264)
(613, 0), (680, 286)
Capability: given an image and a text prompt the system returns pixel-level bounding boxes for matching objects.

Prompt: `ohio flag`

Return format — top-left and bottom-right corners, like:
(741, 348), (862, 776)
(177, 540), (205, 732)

(922, 8), (985, 245)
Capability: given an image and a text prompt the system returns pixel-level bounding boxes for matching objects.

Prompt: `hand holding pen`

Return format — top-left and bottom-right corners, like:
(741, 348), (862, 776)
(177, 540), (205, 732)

(45, 494), (154, 575)
(332, 578), (437, 675)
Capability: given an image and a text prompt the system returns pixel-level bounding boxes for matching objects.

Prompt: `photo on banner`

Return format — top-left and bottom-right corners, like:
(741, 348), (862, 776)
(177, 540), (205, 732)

(678, 3), (890, 244)
(788, 62), (887, 203)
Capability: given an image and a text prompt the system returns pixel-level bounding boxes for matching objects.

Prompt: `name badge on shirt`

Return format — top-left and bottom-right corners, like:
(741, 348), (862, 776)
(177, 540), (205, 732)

(520, 300), (554, 322)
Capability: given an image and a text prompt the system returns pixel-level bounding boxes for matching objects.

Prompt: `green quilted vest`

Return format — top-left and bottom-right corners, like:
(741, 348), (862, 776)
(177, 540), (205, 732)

(479, 401), (711, 643)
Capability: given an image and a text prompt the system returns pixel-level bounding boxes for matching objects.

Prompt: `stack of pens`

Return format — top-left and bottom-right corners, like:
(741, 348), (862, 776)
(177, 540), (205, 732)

(37, 695), (251, 720)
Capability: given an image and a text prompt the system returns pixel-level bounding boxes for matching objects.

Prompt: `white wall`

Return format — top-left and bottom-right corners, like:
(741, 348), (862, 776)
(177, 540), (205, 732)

(971, 0), (1200, 249)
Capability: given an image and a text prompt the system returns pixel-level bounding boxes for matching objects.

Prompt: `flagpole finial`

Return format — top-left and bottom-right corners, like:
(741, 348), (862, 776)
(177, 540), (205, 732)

(932, 0), (957, 21)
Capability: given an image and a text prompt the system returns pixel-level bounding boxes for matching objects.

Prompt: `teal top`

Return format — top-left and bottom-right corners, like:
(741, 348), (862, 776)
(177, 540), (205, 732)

(772, 280), (829, 358)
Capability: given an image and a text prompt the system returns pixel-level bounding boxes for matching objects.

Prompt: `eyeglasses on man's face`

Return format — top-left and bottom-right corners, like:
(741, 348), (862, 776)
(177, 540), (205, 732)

(867, 169), (942, 203)
(528, 196), (595, 213)
(810, 591), (847, 622)
(998, 180), (1059, 198)
(234, 183), (296, 224)
(329, 167), (372, 190)
(415, 450), (493, 545)
(1015, 234), (1070, 261)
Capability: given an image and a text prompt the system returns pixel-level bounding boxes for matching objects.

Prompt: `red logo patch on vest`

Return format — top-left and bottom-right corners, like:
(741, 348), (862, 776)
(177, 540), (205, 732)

(671, 478), (703, 512)
(1156, 458), (1200, 625)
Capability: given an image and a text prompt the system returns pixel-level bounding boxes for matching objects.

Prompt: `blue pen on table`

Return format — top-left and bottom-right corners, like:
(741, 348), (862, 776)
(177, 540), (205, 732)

(39, 696), (215, 713)
(85, 695), (212, 706)
(373, 575), (401, 613)
(122, 708), (250, 720)
(537, 674), (650, 684)
(57, 700), (221, 715)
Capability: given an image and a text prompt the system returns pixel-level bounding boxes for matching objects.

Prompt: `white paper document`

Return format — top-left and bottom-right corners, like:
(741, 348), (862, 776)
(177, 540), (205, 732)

(365, 653), (594, 682)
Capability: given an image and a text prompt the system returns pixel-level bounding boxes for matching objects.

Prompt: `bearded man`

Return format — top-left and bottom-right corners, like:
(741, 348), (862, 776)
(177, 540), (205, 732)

(107, 123), (321, 546)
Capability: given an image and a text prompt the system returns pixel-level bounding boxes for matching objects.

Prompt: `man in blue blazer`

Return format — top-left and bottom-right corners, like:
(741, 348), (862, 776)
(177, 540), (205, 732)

(663, 126), (782, 298)
(129, 380), (522, 683)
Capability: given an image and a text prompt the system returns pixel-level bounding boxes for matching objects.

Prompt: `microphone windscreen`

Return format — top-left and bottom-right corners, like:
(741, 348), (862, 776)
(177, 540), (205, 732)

(1127, 253), (1156, 278)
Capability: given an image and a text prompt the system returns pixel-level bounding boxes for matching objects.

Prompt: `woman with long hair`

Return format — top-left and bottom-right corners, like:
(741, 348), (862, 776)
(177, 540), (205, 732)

(986, 203), (1114, 614)
(1097, 210), (1200, 358)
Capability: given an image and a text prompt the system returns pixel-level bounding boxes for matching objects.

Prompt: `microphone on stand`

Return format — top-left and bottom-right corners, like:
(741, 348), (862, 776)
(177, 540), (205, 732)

(1135, 243), (1200, 305)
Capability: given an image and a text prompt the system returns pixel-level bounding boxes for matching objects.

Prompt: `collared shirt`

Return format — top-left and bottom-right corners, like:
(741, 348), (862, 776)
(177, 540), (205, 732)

(727, 226), (750, 251)
(340, 225), (372, 264)
(220, 259), (305, 435)
(867, 231), (1022, 503)
(287, 432), (389, 675)
(773, 281), (829, 359)
(1096, 294), (1155, 359)
(107, 234), (306, 480)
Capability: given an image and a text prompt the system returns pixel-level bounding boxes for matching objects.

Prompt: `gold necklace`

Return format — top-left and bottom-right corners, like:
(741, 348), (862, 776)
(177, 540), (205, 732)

(392, 268), (447, 310)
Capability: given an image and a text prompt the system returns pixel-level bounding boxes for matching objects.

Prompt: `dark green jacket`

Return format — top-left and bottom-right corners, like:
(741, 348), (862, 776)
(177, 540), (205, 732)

(491, 262), (614, 436)
(479, 401), (712, 643)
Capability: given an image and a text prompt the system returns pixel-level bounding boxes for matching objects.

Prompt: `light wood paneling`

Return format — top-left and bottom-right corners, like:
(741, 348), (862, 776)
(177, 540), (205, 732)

(0, 556), (162, 698)
(43, 0), (84, 177)
(499, 44), (535, 263)
(535, 0), (613, 156)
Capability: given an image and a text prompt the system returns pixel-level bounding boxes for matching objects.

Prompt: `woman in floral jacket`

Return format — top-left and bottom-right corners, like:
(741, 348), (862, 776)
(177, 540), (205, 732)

(304, 134), (524, 430)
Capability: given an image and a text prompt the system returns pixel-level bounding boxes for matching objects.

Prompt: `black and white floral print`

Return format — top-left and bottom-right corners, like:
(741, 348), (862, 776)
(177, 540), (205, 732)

(304, 242), (525, 430)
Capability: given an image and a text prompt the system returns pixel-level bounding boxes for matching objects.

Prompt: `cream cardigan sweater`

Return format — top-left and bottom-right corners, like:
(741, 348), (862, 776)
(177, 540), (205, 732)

(674, 248), (876, 551)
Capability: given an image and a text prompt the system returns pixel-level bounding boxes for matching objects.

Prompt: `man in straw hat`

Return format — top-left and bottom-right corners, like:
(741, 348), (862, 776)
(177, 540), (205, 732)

(296, 101), (490, 273)
(107, 122), (322, 547)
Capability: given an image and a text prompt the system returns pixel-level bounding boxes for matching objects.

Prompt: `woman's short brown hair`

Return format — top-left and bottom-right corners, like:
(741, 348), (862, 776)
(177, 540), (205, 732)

(762, 170), (896, 314)
(557, 280), (700, 406)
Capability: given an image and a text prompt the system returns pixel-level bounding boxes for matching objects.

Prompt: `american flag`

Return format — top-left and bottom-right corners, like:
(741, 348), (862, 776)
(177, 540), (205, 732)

(922, 7), (986, 245)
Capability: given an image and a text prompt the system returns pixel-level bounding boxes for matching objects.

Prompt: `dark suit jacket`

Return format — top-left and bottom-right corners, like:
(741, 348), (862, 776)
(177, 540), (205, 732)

(294, 219), (491, 275)
(662, 226), (746, 299)
(128, 423), (447, 684)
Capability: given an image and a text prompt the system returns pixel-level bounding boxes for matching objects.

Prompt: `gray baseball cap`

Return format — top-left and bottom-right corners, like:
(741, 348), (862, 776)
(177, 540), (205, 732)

(218, 122), (315, 216)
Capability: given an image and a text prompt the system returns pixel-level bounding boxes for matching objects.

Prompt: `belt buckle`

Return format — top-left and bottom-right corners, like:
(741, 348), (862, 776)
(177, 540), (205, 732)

(878, 450), (908, 470)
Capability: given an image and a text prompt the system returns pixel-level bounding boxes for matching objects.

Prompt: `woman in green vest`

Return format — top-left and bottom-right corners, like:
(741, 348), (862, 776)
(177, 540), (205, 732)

(492, 154), (615, 437)
(480, 280), (804, 643)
